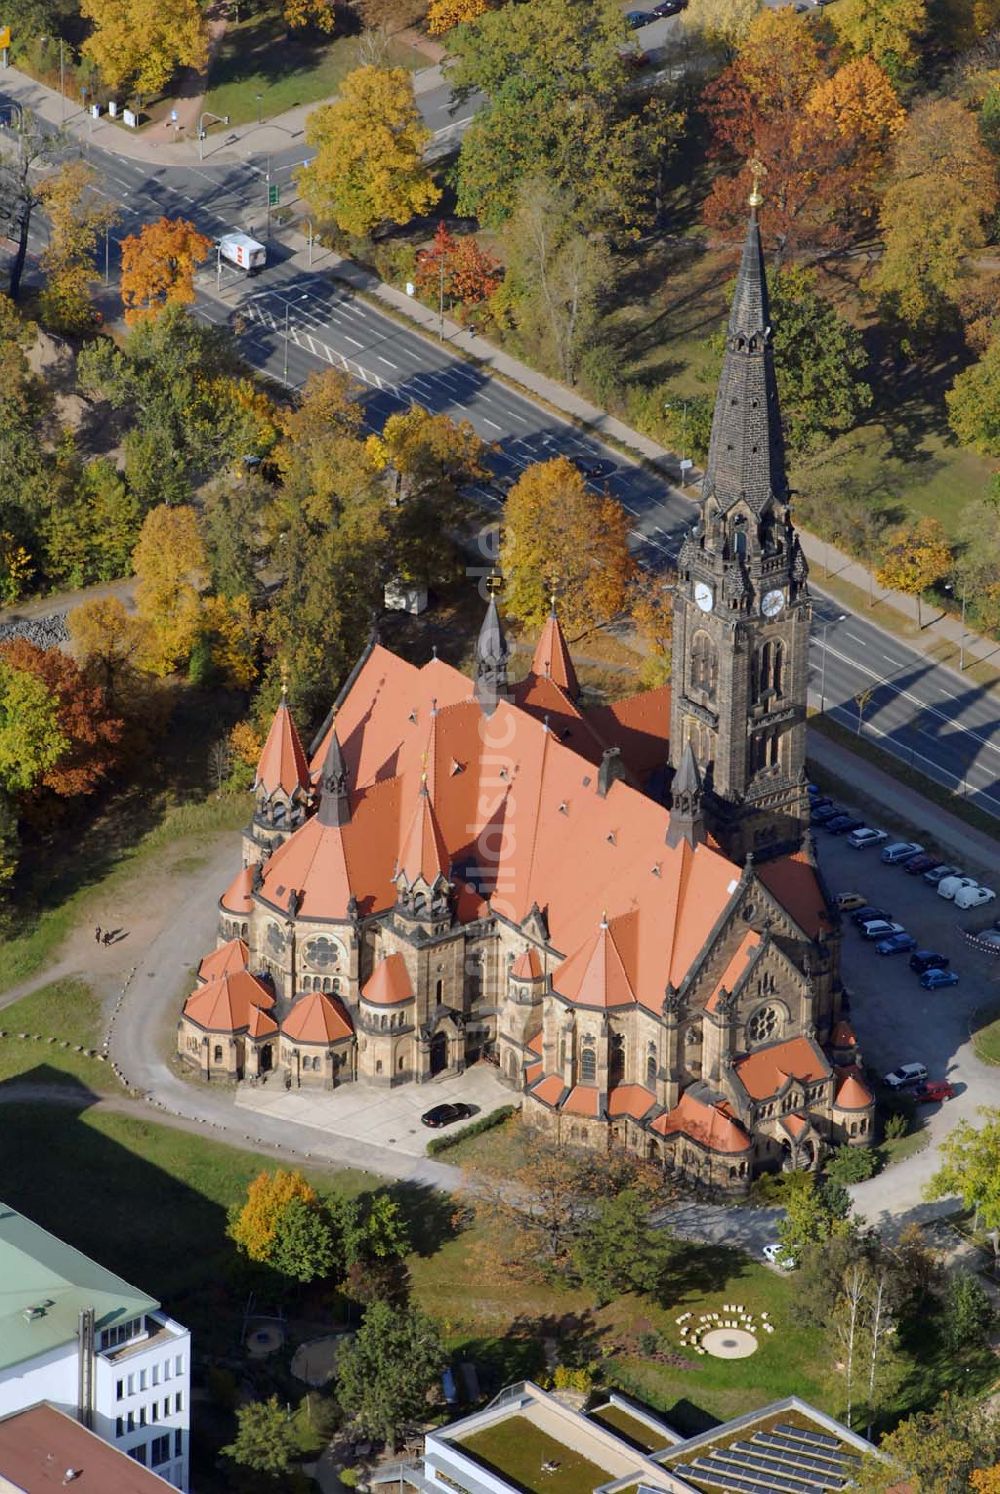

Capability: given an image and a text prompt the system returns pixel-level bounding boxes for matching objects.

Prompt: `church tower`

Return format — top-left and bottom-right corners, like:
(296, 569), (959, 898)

(670, 171), (811, 863)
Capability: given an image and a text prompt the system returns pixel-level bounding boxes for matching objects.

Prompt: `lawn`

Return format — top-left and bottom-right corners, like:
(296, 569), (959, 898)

(972, 1002), (1000, 1064)
(0, 978), (123, 1093)
(457, 1415), (615, 1494)
(588, 1401), (670, 1451)
(202, 4), (419, 128)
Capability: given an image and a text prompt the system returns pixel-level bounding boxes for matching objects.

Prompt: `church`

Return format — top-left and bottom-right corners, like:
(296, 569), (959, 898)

(176, 193), (874, 1192)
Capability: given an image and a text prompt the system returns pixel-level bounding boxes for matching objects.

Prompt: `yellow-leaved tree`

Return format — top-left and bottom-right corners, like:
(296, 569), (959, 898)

(200, 593), (258, 689)
(682, 0), (762, 53)
(298, 66), (441, 238)
(284, 0), (336, 27)
(805, 56), (905, 171)
(875, 516), (953, 627)
(120, 217), (212, 324)
(228, 1170), (319, 1262)
(133, 504), (207, 675)
(39, 162), (118, 334)
(427, 0), (488, 33)
(501, 456), (635, 634)
(81, 0), (208, 97)
(830, 0), (926, 84)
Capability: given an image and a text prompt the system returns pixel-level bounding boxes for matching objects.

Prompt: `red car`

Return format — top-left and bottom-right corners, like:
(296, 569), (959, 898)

(913, 1080), (955, 1103)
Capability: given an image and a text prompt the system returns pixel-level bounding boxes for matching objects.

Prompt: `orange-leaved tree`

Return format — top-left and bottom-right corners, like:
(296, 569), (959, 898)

(284, 0), (336, 29)
(501, 455), (635, 633)
(875, 516), (953, 627)
(427, 0), (488, 32)
(120, 216), (212, 324)
(228, 1169), (320, 1262)
(0, 637), (122, 798)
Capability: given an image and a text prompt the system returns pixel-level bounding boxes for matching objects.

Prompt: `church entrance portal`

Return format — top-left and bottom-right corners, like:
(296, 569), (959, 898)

(430, 1031), (447, 1076)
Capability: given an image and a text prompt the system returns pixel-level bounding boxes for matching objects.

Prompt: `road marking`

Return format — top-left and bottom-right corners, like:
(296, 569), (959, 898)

(378, 355), (398, 369)
(482, 418), (502, 431)
(343, 335), (363, 348)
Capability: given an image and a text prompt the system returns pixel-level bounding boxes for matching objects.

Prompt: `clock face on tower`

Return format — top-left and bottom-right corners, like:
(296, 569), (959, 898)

(761, 588), (785, 618)
(694, 581), (714, 613)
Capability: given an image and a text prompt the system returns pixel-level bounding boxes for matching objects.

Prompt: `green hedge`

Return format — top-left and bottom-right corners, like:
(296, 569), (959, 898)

(426, 1104), (519, 1156)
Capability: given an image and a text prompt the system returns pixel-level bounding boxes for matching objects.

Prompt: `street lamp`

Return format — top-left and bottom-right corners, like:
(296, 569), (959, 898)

(819, 613), (847, 716)
(197, 109), (229, 162)
(282, 294), (309, 384)
(944, 580), (968, 672)
(255, 93), (263, 125)
(41, 36), (66, 122)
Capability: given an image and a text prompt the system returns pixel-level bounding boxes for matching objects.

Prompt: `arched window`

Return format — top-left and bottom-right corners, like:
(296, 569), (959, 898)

(756, 641), (784, 701)
(646, 1042), (657, 1088)
(609, 1033), (625, 1087)
(213, 1045), (223, 1064)
(690, 631), (717, 701)
(581, 1040), (597, 1085)
(435, 979), (444, 1003)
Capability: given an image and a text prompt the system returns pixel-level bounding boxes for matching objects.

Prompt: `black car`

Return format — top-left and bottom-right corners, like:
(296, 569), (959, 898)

(903, 854), (942, 877)
(421, 1102), (474, 1129)
(652, 0), (686, 14)
(909, 950), (950, 975)
(625, 9), (652, 26)
(851, 905), (892, 927)
(826, 815), (864, 835)
(809, 796), (834, 813)
(810, 803), (840, 823)
(581, 457), (617, 479)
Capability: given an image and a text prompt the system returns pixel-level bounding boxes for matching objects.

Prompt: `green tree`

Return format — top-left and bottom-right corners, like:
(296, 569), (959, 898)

(299, 66), (440, 238)
(336, 1190), (411, 1267)
(858, 1399), (1000, 1492)
(222, 1396), (296, 1478)
(39, 455), (140, 589)
(573, 1188), (674, 1304)
(682, 0), (761, 50)
(200, 469), (268, 599)
(947, 334), (1000, 454)
(337, 1301), (444, 1447)
(777, 1173), (854, 1264)
(831, 0), (926, 84)
(0, 661), (67, 793)
(943, 1271), (994, 1351)
(927, 1108), (1000, 1269)
(824, 1145), (879, 1185)
(270, 1196), (337, 1285)
(769, 268), (873, 454)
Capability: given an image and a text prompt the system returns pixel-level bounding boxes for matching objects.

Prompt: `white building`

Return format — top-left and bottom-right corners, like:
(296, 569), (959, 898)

(0, 1203), (190, 1491)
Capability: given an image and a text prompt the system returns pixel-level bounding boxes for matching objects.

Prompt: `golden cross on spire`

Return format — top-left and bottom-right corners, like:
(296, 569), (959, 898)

(748, 157), (767, 210)
(486, 569), (503, 598)
(279, 657), (289, 697)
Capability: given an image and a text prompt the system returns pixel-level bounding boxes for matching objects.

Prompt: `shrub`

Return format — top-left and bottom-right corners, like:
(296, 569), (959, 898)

(553, 1364), (593, 1393)
(883, 1111), (910, 1141)
(425, 1104), (519, 1155)
(824, 1146), (879, 1185)
(943, 1271), (994, 1350)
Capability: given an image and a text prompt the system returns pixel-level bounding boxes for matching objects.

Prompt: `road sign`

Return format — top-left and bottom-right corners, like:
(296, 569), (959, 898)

(0, 28), (11, 49)
(268, 183), (280, 207)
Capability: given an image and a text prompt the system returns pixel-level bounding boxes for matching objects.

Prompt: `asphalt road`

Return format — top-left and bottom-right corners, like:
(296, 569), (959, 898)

(4, 104), (1000, 825)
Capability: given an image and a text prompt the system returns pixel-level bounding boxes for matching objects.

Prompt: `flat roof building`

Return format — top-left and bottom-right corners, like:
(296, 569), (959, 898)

(0, 1403), (177, 1492)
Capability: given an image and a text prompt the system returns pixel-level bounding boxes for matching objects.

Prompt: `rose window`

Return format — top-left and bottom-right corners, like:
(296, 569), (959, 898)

(748, 1005), (779, 1045)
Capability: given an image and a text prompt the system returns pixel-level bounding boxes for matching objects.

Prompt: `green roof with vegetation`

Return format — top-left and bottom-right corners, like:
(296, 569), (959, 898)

(0, 1201), (158, 1373)
(457, 1414), (617, 1493)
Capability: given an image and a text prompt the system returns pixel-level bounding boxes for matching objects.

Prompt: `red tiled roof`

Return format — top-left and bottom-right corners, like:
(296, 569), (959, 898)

(563, 1085), (600, 1117)
(220, 865), (254, 915)
(704, 931), (761, 1013)
(527, 1030), (544, 1057)
(529, 1073), (567, 1108)
(525, 1060), (544, 1084)
(198, 938), (249, 983)
(757, 850), (830, 938)
(513, 674), (603, 764)
(780, 1112), (808, 1140)
(0, 1404), (176, 1492)
(256, 698), (310, 797)
(588, 686), (671, 783)
(397, 785), (449, 886)
(183, 969), (275, 1033)
(531, 610), (579, 697)
(834, 1067), (874, 1111)
(607, 1084), (656, 1120)
(362, 953), (415, 1006)
(511, 948), (544, 980)
(652, 1091), (752, 1154)
(246, 1005), (279, 1039)
(735, 1036), (830, 1101)
(553, 913), (637, 1009)
(283, 990), (354, 1043)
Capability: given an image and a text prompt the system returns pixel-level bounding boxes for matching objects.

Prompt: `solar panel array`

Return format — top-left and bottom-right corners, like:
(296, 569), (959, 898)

(673, 1420), (861, 1494)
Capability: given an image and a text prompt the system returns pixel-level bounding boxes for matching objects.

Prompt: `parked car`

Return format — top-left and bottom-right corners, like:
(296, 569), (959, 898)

(581, 457), (618, 478)
(836, 892), (869, 912)
(938, 875), (979, 901)
(421, 1103), (474, 1128)
(955, 884), (996, 909)
(810, 803), (841, 823)
(902, 854), (943, 878)
(881, 841), (924, 865)
(826, 816), (865, 836)
(883, 1062), (928, 1090)
(913, 1079), (956, 1102)
(847, 827), (888, 849)
(625, 10), (652, 26)
(652, 0), (686, 15)
(976, 929), (1000, 951)
(860, 919), (906, 940)
(763, 1241), (795, 1270)
(909, 950), (949, 974)
(920, 968), (960, 990)
(810, 796), (834, 813)
(851, 905), (892, 927)
(924, 863), (962, 885)
(875, 932), (918, 955)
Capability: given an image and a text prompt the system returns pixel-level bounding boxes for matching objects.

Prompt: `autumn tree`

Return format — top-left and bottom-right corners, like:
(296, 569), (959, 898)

(197, 593), (258, 689)
(427, 0), (487, 31)
(414, 221), (501, 310)
(947, 334), (1000, 455)
(502, 456), (635, 633)
(120, 217), (212, 324)
(133, 504), (207, 675)
(68, 596), (148, 703)
(39, 161), (118, 334)
(299, 67), (440, 238)
(831, 0), (926, 85)
(858, 1400), (1000, 1492)
(337, 1302), (444, 1448)
(0, 660), (66, 794)
(973, 1467), (1000, 1494)
(805, 56), (905, 175)
(284, 0), (335, 28)
(228, 1169), (322, 1263)
(875, 516), (952, 626)
(682, 0), (761, 51)
(81, 0), (208, 97)
(0, 638), (122, 797)
(630, 570), (673, 685)
(874, 99), (999, 330)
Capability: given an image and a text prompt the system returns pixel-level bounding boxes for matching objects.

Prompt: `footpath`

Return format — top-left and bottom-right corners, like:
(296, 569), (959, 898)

(6, 61), (1000, 703)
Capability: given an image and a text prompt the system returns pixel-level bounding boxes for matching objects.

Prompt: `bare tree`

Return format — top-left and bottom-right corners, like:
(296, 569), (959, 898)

(834, 1263), (868, 1428)
(0, 111), (65, 301)
(208, 736), (233, 792)
(864, 1270), (895, 1439)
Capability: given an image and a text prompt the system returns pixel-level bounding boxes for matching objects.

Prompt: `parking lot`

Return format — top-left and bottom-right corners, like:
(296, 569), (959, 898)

(810, 789), (1000, 1215)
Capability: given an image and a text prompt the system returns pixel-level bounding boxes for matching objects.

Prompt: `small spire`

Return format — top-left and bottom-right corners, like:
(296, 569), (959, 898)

(317, 729), (350, 828)
(600, 909), (608, 930)
(475, 581), (509, 717)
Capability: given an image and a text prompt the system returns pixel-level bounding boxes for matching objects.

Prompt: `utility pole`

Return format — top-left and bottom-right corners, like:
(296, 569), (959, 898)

(439, 254), (444, 340)
(104, 223), (110, 285)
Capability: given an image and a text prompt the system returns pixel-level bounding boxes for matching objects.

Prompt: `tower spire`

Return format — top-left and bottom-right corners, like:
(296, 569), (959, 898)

(666, 741), (704, 850)
(475, 573), (509, 716)
(317, 728), (350, 827)
(701, 167), (787, 520)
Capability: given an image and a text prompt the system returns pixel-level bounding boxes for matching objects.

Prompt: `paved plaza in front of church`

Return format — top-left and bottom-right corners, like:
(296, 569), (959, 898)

(232, 1061), (509, 1157)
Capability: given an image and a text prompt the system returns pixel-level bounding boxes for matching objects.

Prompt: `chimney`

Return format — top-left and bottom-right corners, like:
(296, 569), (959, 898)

(597, 747), (624, 799)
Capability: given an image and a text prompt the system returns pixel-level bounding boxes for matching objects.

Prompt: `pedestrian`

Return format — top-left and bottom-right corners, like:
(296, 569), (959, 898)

(95, 925), (102, 943)
(102, 931), (112, 946)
